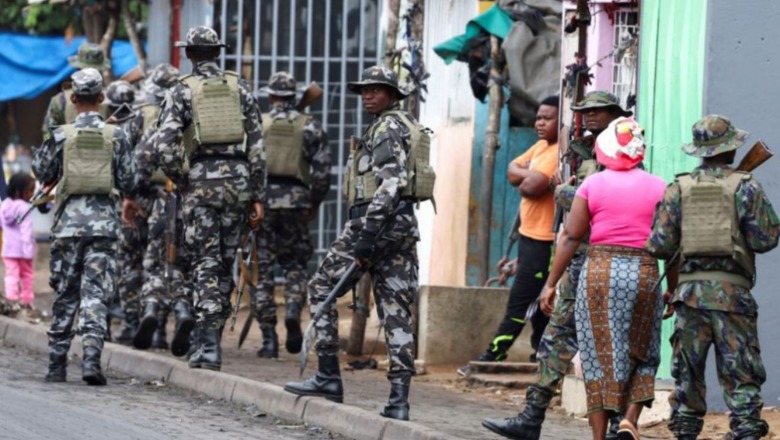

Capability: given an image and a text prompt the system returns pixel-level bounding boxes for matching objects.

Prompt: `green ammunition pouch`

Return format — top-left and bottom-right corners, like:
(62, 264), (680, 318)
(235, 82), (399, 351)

(678, 172), (755, 287)
(261, 113), (311, 185)
(345, 110), (436, 208)
(56, 124), (116, 213)
(576, 158), (599, 183)
(180, 72), (246, 159)
(63, 89), (110, 124)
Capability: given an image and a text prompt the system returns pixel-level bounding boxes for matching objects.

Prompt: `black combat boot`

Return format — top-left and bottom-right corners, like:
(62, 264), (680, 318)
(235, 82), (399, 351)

(186, 326), (200, 359)
(115, 312), (139, 345)
(81, 346), (107, 386)
(188, 325), (222, 371)
(45, 349), (67, 383)
(284, 354), (343, 403)
(151, 311), (169, 350)
(285, 302), (303, 354)
(481, 386), (551, 440)
(133, 302), (159, 350)
(380, 375), (411, 421)
(171, 300), (195, 357)
(257, 324), (279, 359)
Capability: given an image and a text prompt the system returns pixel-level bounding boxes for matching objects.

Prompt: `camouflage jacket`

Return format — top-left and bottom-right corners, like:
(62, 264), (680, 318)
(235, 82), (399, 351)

(356, 103), (415, 236)
(41, 89), (69, 136)
(644, 165), (780, 315)
(266, 100), (331, 210)
(553, 136), (597, 210)
(33, 111), (136, 239)
(154, 61), (265, 203)
(110, 108), (145, 148)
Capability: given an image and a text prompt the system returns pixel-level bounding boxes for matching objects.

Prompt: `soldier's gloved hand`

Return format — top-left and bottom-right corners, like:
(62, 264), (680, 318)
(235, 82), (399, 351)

(354, 229), (377, 268)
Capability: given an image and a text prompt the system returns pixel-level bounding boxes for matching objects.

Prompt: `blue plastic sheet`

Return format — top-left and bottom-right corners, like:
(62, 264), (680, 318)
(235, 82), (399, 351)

(0, 32), (139, 101)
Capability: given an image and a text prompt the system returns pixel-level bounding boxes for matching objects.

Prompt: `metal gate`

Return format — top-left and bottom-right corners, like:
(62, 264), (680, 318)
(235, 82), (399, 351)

(213, 0), (382, 267)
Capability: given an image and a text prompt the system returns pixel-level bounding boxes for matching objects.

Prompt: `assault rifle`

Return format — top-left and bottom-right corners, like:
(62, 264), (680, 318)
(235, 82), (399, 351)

(737, 140), (772, 172)
(163, 179), (179, 298)
(295, 82), (323, 112)
(231, 230), (255, 333)
(15, 181), (56, 225)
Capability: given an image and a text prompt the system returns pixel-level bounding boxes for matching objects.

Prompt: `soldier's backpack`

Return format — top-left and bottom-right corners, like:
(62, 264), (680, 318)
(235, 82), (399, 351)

(180, 72), (245, 158)
(261, 113), (312, 185)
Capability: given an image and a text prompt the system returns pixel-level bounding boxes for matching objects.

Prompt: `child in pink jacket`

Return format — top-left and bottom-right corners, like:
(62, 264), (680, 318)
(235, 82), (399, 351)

(1, 174), (37, 307)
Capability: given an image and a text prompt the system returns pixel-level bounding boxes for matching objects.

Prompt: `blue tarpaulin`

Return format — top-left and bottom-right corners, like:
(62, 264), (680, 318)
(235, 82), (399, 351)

(0, 32), (140, 101)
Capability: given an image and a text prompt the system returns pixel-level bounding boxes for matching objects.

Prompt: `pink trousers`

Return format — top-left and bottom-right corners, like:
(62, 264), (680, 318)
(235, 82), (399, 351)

(4, 258), (34, 305)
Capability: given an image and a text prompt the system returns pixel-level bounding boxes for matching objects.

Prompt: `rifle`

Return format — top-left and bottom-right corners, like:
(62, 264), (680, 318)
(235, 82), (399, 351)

(237, 236), (258, 348)
(230, 230), (255, 332)
(737, 140), (772, 172)
(16, 182), (57, 225)
(295, 82), (323, 112)
(163, 179), (179, 299)
(484, 208), (521, 288)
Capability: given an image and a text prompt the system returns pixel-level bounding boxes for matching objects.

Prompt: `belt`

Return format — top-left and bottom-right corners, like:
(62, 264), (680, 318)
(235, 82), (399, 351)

(678, 271), (753, 289)
(268, 176), (306, 186)
(189, 153), (248, 165)
(348, 199), (414, 220)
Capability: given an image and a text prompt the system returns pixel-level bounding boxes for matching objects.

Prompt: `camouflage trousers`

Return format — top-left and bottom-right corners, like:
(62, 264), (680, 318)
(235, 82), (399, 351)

(141, 189), (190, 311)
(184, 202), (247, 328)
(310, 212), (418, 382)
(530, 252), (584, 407)
(117, 195), (151, 319)
(668, 304), (768, 439)
(48, 237), (116, 357)
(250, 208), (312, 325)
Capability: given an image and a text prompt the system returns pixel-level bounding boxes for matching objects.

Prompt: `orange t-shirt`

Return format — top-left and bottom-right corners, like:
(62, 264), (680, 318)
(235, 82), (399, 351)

(513, 140), (558, 241)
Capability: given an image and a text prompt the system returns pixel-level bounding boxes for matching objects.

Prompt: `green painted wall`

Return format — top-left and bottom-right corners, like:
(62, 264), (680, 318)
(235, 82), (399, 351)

(637, 0), (708, 379)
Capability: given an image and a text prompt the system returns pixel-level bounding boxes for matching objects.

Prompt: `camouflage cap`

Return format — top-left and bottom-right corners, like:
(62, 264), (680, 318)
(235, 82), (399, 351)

(71, 68), (103, 96)
(260, 71), (297, 97)
(149, 63), (180, 88)
(682, 114), (750, 158)
(570, 91), (632, 116)
(104, 80), (136, 106)
(347, 65), (408, 99)
(175, 26), (228, 48)
(68, 43), (111, 70)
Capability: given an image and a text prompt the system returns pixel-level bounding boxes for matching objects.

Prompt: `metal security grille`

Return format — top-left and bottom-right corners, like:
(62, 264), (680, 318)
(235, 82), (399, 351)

(213, 0), (382, 268)
(611, 9), (639, 110)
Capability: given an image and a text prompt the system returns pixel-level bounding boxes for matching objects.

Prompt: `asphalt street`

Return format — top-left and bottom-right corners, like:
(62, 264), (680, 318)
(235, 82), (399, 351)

(0, 343), (344, 440)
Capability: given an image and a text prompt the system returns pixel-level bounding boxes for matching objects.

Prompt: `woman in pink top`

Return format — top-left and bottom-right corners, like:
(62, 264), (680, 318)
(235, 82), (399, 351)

(0, 174), (37, 307)
(540, 118), (666, 440)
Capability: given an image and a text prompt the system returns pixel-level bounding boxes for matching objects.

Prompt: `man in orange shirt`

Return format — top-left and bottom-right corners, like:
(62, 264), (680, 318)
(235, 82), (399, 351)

(459, 96), (560, 375)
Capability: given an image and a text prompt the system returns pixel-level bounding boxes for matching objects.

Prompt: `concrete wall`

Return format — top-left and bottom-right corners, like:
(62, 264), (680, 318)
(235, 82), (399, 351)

(703, 0), (780, 410)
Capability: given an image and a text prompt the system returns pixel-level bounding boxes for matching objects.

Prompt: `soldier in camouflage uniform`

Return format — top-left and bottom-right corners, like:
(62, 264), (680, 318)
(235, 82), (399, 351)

(41, 44), (111, 134)
(146, 27), (265, 371)
(645, 115), (779, 440)
(250, 72), (331, 359)
(35, 68), (135, 385)
(103, 80), (146, 344)
(483, 91), (630, 440)
(131, 63), (197, 357)
(285, 66), (422, 421)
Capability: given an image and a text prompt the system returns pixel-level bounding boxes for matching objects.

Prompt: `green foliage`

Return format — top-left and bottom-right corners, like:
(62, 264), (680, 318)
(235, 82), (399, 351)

(0, 0), (76, 35)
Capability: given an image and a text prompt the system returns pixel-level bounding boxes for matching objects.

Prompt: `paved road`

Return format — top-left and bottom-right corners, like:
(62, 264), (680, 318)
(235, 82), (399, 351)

(0, 343), (344, 440)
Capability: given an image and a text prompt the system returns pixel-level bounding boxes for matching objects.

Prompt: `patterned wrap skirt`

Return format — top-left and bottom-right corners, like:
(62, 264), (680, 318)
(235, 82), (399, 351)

(575, 245), (663, 414)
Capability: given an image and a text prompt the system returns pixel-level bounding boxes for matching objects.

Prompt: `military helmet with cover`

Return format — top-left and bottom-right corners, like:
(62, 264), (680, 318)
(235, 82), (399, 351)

(260, 71), (297, 97)
(175, 26), (228, 48)
(571, 91), (633, 117)
(682, 114), (750, 158)
(104, 80), (136, 106)
(68, 43), (111, 70)
(347, 66), (408, 99)
(71, 68), (104, 96)
(144, 63), (180, 99)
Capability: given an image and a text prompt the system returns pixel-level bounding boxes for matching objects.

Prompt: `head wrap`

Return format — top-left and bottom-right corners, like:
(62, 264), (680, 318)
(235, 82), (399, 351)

(594, 117), (645, 171)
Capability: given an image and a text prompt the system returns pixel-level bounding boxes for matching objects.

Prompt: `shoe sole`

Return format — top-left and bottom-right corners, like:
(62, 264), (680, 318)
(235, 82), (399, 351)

(199, 363), (221, 372)
(45, 376), (66, 383)
(83, 373), (107, 386)
(480, 421), (530, 440)
(170, 318), (195, 357)
(617, 429), (639, 440)
(133, 315), (158, 350)
(283, 385), (343, 403)
(285, 317), (303, 354)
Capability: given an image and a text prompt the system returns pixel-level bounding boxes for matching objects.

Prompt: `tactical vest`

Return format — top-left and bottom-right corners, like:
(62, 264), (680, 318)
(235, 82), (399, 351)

(345, 111), (436, 207)
(180, 72), (245, 158)
(261, 113), (312, 185)
(63, 89), (110, 124)
(677, 172), (755, 287)
(138, 103), (168, 184)
(56, 124), (116, 213)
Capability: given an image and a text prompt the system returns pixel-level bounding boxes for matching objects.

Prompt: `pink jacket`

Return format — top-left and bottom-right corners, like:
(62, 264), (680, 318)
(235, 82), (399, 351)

(0, 198), (35, 260)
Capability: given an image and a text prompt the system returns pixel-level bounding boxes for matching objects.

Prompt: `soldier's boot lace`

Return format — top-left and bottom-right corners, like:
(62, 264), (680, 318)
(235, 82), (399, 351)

(171, 300), (195, 357)
(481, 386), (552, 440)
(285, 302), (303, 354)
(284, 354), (344, 403)
(133, 301), (159, 350)
(380, 375), (411, 421)
(151, 309), (169, 350)
(45, 350), (67, 383)
(81, 346), (107, 386)
(188, 325), (221, 371)
(257, 323), (279, 359)
(115, 312), (139, 345)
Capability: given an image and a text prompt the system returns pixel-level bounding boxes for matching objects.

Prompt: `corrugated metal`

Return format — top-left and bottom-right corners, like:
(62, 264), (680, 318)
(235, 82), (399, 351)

(636, 0), (708, 379)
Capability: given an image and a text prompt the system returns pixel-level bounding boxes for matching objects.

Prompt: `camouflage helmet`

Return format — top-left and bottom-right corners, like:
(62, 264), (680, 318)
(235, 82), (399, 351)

(149, 63), (180, 89)
(571, 91), (632, 117)
(682, 114), (750, 158)
(104, 80), (136, 106)
(71, 68), (103, 96)
(347, 65), (408, 99)
(68, 43), (111, 70)
(260, 71), (297, 97)
(175, 26), (228, 48)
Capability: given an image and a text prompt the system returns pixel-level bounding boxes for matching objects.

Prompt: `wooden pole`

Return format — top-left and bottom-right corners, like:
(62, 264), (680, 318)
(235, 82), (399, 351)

(120, 0), (147, 74)
(476, 35), (504, 285)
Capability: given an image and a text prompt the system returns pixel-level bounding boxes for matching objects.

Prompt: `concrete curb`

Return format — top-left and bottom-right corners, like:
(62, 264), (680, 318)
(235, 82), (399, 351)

(0, 316), (467, 440)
